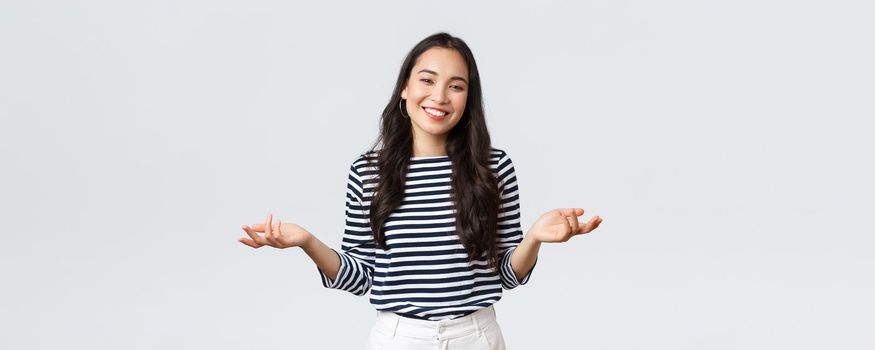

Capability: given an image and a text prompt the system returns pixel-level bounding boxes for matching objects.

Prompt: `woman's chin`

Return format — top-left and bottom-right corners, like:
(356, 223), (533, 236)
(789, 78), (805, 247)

(413, 121), (454, 137)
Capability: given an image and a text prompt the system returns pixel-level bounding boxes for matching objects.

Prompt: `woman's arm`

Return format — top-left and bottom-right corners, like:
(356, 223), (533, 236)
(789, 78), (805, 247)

(300, 232), (341, 281)
(239, 162), (376, 295)
(510, 234), (541, 281)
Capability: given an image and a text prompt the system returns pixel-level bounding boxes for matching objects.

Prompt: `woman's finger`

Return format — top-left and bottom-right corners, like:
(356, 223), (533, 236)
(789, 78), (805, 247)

(592, 216), (603, 231)
(581, 216), (603, 234)
(270, 220), (280, 240)
(559, 217), (573, 241)
(242, 225), (262, 242)
(264, 213), (273, 236)
(262, 224), (278, 246)
(239, 237), (262, 248)
(557, 208), (584, 218)
(566, 216), (580, 236)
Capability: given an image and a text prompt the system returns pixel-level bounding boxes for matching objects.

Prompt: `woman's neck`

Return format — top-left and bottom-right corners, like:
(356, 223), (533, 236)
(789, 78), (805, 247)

(412, 134), (448, 157)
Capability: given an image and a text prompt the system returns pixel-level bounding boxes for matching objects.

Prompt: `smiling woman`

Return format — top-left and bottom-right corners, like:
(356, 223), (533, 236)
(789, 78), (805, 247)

(238, 32), (603, 350)
(401, 47), (470, 148)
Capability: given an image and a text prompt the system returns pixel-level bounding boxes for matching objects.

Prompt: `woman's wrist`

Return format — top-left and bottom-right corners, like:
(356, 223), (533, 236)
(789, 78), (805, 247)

(299, 230), (316, 252)
(523, 229), (543, 246)
(517, 232), (542, 256)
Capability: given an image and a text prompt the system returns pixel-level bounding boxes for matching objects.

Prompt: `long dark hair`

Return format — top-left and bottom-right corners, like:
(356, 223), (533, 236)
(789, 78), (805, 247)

(367, 32), (500, 269)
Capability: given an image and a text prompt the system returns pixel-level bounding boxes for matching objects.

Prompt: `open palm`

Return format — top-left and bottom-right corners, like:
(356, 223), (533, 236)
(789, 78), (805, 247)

(529, 208), (602, 243)
(238, 213), (311, 249)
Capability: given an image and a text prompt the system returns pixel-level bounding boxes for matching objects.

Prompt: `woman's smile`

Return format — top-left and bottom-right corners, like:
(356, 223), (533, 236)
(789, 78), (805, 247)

(422, 106), (450, 121)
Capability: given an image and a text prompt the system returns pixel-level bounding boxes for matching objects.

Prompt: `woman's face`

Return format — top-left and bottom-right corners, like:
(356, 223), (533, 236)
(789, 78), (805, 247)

(401, 47), (469, 140)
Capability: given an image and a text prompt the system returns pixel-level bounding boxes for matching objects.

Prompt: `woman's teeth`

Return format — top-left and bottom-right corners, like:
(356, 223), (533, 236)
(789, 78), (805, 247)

(424, 107), (448, 117)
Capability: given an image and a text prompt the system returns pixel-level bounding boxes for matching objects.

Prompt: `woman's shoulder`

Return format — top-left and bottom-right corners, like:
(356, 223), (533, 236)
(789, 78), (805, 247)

(490, 147), (508, 159)
(348, 150), (380, 175)
(490, 147), (515, 168)
(355, 150), (380, 163)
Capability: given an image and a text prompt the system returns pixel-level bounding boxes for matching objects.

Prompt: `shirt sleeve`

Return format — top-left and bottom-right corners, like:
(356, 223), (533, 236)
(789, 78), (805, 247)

(495, 151), (536, 289)
(317, 160), (376, 296)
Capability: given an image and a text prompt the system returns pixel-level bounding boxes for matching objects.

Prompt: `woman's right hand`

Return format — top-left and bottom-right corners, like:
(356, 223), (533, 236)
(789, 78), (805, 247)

(238, 213), (311, 249)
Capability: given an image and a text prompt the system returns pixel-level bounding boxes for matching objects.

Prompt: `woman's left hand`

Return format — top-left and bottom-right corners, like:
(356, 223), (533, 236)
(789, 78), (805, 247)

(528, 208), (602, 243)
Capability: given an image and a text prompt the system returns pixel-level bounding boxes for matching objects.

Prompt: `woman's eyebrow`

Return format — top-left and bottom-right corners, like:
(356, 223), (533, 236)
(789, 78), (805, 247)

(417, 69), (468, 84)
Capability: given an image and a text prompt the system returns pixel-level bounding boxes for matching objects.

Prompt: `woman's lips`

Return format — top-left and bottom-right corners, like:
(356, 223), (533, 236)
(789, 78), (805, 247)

(422, 107), (449, 121)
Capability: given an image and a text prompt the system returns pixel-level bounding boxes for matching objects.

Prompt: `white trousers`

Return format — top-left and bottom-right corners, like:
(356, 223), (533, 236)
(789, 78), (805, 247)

(365, 306), (507, 350)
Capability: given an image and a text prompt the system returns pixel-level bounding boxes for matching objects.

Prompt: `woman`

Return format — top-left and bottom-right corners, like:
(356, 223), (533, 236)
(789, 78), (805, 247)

(238, 32), (603, 349)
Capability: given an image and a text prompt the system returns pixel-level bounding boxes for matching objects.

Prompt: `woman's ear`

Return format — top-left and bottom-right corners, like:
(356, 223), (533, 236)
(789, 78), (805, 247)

(401, 87), (407, 100)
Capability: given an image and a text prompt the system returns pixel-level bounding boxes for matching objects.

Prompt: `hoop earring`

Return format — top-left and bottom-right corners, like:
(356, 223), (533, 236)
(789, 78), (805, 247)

(399, 99), (409, 119)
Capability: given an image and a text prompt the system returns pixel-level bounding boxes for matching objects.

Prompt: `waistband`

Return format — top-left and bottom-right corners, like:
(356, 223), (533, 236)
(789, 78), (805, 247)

(396, 309), (475, 321)
(375, 306), (497, 341)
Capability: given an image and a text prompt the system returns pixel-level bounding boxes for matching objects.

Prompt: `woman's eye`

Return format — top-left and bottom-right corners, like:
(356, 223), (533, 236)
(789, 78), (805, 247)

(451, 85), (465, 91)
(420, 79), (433, 84)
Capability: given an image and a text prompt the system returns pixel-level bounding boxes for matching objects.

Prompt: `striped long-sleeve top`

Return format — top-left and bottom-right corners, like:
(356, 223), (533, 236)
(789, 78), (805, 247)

(318, 148), (535, 321)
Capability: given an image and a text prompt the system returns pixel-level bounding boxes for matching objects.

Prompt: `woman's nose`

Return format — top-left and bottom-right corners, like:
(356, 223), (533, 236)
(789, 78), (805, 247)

(430, 85), (449, 104)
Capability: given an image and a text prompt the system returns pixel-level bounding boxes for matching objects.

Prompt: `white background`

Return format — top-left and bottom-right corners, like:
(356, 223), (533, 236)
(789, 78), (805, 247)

(2, 0), (873, 348)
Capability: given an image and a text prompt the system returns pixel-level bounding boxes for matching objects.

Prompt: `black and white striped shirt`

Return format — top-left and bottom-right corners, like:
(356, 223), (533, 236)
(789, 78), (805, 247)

(318, 148), (534, 321)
